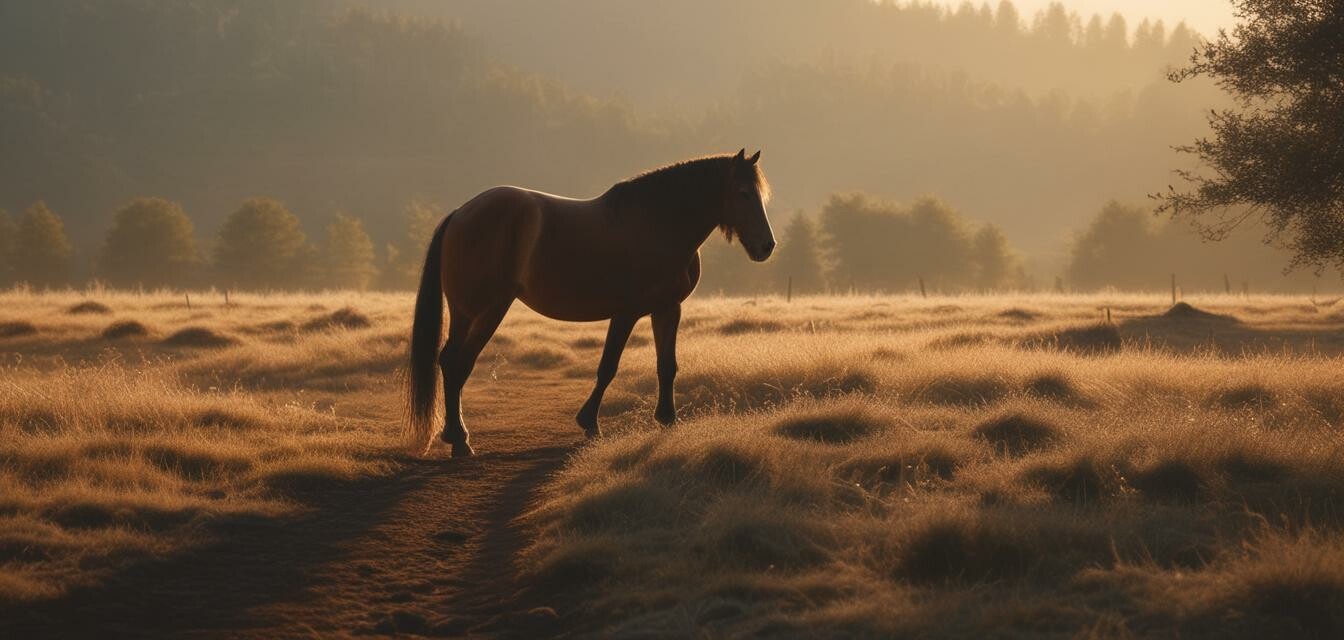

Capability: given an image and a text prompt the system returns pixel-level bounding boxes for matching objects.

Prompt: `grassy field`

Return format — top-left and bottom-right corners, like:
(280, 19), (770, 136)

(3, 288), (1344, 637)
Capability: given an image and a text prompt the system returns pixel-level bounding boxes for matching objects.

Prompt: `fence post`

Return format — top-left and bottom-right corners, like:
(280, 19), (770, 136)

(185, 293), (191, 310)
(1224, 274), (1231, 295)
(224, 289), (231, 307)
(1170, 274), (1177, 306)
(918, 277), (927, 299)
(786, 276), (793, 303)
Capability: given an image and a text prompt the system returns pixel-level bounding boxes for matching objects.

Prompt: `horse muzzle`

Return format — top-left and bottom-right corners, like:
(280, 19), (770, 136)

(743, 238), (776, 262)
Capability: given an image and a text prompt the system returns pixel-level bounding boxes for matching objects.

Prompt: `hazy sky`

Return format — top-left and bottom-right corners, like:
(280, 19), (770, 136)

(934, 1), (1238, 37)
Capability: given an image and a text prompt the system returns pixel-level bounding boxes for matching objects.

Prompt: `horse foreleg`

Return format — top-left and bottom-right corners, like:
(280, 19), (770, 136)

(438, 300), (512, 456)
(650, 304), (681, 425)
(576, 314), (637, 437)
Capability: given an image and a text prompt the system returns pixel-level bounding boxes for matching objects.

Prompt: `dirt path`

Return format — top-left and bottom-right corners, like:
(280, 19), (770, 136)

(7, 373), (595, 638)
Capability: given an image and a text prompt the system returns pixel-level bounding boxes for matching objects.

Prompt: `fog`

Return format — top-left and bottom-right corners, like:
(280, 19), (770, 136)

(0, 1), (1332, 292)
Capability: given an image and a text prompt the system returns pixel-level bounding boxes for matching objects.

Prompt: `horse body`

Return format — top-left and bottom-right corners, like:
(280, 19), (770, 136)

(408, 150), (773, 456)
(443, 186), (702, 322)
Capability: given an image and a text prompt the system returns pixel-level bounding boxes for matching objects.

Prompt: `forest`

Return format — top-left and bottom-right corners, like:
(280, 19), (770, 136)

(0, 0), (1331, 292)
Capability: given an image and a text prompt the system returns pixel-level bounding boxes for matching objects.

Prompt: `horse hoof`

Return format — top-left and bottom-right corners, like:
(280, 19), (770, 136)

(450, 441), (475, 457)
(575, 409), (598, 434)
(655, 410), (677, 426)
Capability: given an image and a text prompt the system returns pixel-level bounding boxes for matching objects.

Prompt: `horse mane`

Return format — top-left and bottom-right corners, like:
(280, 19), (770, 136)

(605, 154), (771, 240)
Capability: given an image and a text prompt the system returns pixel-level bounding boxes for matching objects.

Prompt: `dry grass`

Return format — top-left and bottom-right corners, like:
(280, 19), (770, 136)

(0, 289), (409, 603)
(516, 293), (1344, 638)
(3, 288), (1344, 637)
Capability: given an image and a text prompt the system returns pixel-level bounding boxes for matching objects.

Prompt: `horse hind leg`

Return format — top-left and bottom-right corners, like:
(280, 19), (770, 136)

(438, 299), (513, 456)
(437, 312), (473, 456)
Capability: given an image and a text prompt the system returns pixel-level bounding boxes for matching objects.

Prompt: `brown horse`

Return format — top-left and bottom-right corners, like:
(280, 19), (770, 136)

(407, 150), (775, 456)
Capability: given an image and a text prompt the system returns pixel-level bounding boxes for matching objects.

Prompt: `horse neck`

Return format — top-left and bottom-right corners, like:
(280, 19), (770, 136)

(642, 198), (724, 258)
(606, 188), (724, 258)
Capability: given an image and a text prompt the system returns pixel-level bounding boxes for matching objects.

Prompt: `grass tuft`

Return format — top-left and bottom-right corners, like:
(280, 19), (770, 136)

(997, 308), (1039, 322)
(1129, 459), (1208, 503)
(696, 500), (830, 569)
(101, 320), (150, 340)
(300, 306), (371, 332)
(1024, 455), (1124, 503)
(1021, 322), (1123, 355)
(66, 301), (112, 315)
(718, 317), (787, 335)
(1212, 383), (1277, 411)
(561, 481), (680, 533)
(895, 512), (1031, 584)
(1023, 372), (1087, 405)
(972, 412), (1062, 455)
(774, 404), (886, 444)
(162, 327), (237, 348)
(1218, 450), (1289, 484)
(0, 320), (38, 338)
(918, 375), (1007, 406)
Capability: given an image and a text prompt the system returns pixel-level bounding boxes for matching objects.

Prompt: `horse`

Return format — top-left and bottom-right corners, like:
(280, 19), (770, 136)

(406, 149), (775, 456)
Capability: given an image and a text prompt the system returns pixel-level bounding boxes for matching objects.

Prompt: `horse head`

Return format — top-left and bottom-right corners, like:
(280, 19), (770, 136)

(722, 149), (775, 262)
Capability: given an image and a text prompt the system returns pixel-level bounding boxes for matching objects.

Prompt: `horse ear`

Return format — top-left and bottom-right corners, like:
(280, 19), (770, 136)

(734, 148), (746, 162)
(748, 150), (760, 165)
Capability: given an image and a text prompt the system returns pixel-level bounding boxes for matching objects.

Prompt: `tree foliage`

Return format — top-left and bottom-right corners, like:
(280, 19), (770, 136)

(770, 213), (826, 294)
(971, 225), (1023, 290)
(820, 194), (993, 293)
(1069, 201), (1324, 291)
(214, 198), (313, 290)
(323, 213), (377, 291)
(99, 197), (200, 289)
(11, 202), (73, 289)
(1157, 0), (1344, 272)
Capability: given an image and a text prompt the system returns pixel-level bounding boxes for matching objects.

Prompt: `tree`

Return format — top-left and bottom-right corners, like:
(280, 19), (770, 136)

(770, 213), (825, 295)
(818, 193), (988, 293)
(381, 199), (447, 290)
(0, 209), (14, 286)
(99, 197), (200, 289)
(1069, 200), (1325, 291)
(1032, 3), (1075, 45)
(12, 202), (73, 288)
(906, 196), (975, 289)
(1157, 0), (1344, 272)
(971, 224), (1020, 290)
(1103, 13), (1128, 50)
(214, 197), (313, 290)
(323, 213), (377, 290)
(1068, 201), (1156, 290)
(995, 1), (1021, 36)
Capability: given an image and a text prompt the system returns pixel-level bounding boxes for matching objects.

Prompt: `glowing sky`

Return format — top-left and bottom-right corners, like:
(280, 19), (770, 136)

(935, 1), (1239, 37)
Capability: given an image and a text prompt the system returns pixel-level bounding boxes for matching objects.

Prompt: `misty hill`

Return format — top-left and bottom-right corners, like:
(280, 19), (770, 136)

(388, 0), (1202, 108)
(2, 0), (1302, 287)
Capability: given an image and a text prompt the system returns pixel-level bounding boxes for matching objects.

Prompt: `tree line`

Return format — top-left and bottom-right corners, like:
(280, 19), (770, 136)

(0, 193), (1328, 294)
(0, 198), (404, 291)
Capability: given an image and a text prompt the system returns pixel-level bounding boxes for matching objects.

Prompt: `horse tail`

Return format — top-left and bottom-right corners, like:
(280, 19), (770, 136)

(407, 213), (452, 454)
